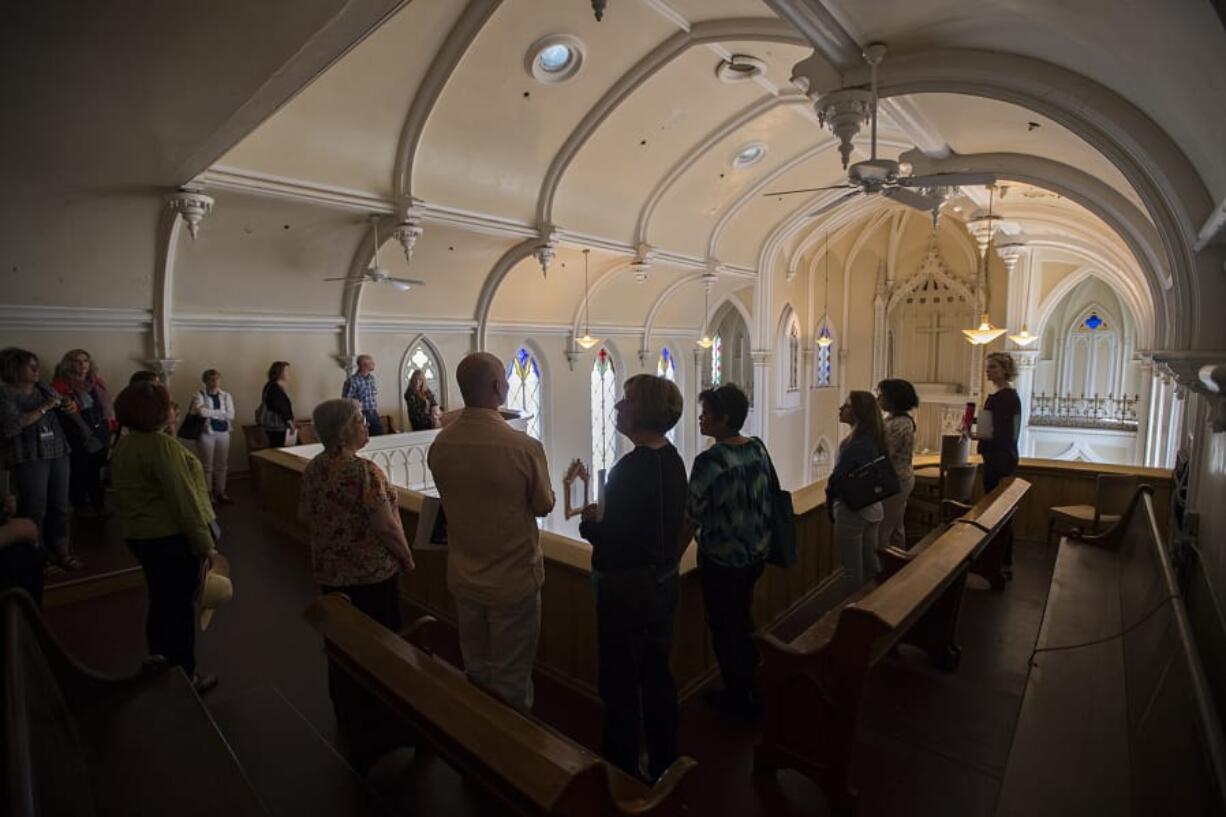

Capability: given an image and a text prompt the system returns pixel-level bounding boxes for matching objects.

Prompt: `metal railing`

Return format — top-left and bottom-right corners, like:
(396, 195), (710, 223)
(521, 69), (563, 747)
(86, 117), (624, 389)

(1029, 391), (1139, 430)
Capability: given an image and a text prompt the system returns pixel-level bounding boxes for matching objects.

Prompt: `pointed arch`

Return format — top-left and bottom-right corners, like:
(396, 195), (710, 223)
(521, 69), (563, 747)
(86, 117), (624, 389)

(398, 333), (448, 431)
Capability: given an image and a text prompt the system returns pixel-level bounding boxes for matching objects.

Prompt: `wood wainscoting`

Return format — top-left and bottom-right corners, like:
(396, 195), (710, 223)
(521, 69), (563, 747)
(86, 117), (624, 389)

(251, 449), (841, 702)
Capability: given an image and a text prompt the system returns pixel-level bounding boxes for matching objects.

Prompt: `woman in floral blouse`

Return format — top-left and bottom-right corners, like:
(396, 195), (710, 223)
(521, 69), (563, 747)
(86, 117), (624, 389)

(299, 398), (415, 629)
(876, 379), (919, 549)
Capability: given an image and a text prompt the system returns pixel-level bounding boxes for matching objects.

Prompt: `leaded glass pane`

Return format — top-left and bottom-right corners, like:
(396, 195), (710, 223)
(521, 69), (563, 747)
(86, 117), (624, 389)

(657, 347), (677, 444)
(591, 348), (617, 497)
(788, 324), (799, 391)
(506, 347), (542, 441)
(711, 334), (723, 386)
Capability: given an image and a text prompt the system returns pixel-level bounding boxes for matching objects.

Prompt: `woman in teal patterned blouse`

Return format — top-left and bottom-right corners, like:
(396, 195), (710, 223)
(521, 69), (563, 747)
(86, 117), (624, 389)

(686, 383), (776, 720)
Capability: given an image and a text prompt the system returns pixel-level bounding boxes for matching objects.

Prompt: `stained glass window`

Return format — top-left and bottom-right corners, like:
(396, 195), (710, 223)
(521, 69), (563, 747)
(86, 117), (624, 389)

(657, 347), (677, 445)
(787, 323), (800, 392)
(711, 334), (723, 386)
(815, 321), (834, 388)
(506, 347), (542, 441)
(591, 347), (618, 497)
(1083, 313), (1104, 330)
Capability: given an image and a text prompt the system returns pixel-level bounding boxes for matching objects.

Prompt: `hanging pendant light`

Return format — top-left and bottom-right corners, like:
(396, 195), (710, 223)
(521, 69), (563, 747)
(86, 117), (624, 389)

(575, 249), (601, 350)
(963, 186), (1006, 345)
(1002, 239), (1039, 347)
(816, 231), (834, 347)
(1008, 325), (1039, 347)
(696, 274), (715, 349)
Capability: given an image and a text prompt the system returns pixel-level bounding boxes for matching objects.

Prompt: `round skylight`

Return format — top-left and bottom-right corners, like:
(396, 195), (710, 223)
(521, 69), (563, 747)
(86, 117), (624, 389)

(525, 35), (585, 83)
(732, 142), (767, 169)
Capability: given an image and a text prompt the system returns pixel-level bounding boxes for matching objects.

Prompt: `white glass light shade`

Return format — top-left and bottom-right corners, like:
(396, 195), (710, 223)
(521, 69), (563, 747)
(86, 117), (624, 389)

(575, 334), (601, 350)
(962, 313), (1007, 345)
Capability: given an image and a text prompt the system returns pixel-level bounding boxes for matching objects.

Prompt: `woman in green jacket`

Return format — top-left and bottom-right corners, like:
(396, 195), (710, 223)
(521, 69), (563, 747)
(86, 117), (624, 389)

(112, 381), (220, 694)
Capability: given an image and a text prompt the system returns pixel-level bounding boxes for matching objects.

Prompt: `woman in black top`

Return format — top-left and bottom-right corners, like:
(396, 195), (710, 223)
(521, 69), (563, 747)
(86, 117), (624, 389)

(579, 374), (687, 783)
(403, 369), (439, 431)
(977, 351), (1021, 577)
(261, 361), (295, 447)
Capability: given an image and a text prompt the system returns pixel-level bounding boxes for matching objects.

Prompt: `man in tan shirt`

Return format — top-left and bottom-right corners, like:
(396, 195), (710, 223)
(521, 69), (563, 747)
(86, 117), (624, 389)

(427, 352), (555, 711)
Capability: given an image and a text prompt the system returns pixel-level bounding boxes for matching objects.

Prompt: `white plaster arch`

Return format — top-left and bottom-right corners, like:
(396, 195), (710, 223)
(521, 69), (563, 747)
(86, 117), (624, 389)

(776, 302), (802, 406)
(902, 151), (1170, 347)
(340, 213), (398, 367)
(569, 260), (633, 341)
(536, 17), (806, 229)
(1034, 267), (1137, 351)
(392, 0), (501, 199)
(840, 50), (1215, 348)
(634, 92), (808, 248)
(474, 237), (538, 351)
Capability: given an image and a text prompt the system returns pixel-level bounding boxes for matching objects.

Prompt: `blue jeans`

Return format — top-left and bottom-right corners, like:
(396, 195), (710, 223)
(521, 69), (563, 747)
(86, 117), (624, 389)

(12, 455), (71, 554)
(362, 410), (384, 436)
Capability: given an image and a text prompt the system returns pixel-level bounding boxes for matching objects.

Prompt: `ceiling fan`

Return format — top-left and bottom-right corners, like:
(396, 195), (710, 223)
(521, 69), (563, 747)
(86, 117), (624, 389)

(765, 43), (997, 221)
(324, 216), (425, 291)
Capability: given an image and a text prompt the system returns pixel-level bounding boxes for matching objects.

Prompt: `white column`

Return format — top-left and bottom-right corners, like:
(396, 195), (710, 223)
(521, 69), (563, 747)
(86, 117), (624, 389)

(751, 349), (771, 440)
(1014, 350), (1038, 456)
(1148, 376), (1168, 467)
(1164, 387), (1185, 468)
(872, 264), (888, 386)
(1133, 362), (1153, 466)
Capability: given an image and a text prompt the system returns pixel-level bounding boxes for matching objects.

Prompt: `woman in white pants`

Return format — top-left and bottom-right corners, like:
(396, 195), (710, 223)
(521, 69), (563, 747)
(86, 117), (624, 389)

(825, 391), (888, 594)
(876, 379), (918, 549)
(191, 369), (235, 504)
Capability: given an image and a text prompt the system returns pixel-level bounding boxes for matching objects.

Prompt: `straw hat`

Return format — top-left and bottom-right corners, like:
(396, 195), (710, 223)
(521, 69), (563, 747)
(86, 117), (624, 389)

(199, 552), (233, 631)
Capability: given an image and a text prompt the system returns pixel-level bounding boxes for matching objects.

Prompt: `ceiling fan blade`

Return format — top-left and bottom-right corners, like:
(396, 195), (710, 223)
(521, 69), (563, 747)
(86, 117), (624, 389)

(899, 172), (997, 188)
(322, 276), (356, 282)
(387, 277), (426, 291)
(764, 184), (854, 197)
(884, 187), (939, 212)
(806, 189), (862, 218)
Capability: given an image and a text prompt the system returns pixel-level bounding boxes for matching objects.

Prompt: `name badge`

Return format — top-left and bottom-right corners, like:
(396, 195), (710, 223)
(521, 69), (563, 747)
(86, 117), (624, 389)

(39, 428), (56, 443)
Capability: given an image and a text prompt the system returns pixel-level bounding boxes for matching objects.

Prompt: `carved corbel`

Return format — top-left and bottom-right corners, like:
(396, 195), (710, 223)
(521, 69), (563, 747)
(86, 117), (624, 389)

(166, 188), (214, 240)
(534, 226), (560, 278)
(393, 198), (426, 264)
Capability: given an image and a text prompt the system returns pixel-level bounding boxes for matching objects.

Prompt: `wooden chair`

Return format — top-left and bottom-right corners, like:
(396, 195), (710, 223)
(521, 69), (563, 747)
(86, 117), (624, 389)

(912, 433), (970, 490)
(909, 463), (979, 535)
(1046, 473), (1137, 546)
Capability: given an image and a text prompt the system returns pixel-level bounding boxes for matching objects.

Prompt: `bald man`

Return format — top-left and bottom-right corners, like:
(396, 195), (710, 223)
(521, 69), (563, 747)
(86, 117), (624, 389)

(341, 354), (383, 435)
(427, 352), (555, 712)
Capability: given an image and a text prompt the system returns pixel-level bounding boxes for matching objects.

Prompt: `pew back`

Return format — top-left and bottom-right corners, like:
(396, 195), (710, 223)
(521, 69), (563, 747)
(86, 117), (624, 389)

(305, 595), (696, 817)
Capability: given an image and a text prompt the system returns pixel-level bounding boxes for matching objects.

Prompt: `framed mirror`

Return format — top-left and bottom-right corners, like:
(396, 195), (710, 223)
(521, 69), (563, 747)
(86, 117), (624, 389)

(562, 458), (590, 519)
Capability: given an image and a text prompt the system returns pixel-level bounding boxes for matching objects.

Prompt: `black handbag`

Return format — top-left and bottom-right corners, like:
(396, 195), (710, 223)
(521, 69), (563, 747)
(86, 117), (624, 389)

(754, 438), (797, 567)
(177, 413), (206, 441)
(836, 455), (900, 511)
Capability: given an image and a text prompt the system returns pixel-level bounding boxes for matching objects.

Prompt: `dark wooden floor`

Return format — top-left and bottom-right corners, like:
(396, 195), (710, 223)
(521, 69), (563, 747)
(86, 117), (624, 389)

(44, 481), (1054, 816)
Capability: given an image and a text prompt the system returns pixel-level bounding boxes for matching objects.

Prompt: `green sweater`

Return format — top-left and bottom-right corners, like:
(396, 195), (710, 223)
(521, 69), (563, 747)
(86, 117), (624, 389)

(112, 431), (216, 555)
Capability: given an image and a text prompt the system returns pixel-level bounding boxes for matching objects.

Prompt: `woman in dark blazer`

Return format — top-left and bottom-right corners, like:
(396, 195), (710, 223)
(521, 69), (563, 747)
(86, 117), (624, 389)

(261, 361), (296, 447)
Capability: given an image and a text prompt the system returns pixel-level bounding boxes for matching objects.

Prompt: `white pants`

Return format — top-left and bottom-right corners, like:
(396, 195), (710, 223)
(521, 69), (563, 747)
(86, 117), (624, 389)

(878, 475), (915, 550)
(453, 590), (541, 713)
(834, 500), (883, 595)
(195, 431), (230, 496)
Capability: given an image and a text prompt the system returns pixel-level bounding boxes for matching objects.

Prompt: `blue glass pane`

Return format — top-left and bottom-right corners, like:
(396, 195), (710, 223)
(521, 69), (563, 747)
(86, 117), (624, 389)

(517, 347), (530, 368)
(1084, 313), (1103, 330)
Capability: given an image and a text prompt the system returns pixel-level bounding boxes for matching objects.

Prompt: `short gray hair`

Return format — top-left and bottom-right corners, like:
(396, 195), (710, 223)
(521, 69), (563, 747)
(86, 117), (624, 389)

(313, 398), (361, 451)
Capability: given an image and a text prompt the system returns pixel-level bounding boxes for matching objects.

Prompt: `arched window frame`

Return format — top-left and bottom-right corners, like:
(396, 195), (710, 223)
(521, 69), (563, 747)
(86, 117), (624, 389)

(591, 345), (619, 497)
(1060, 302), (1120, 398)
(398, 334), (447, 433)
(811, 434), (834, 480)
(506, 344), (545, 442)
(657, 346), (680, 447)
(777, 306), (802, 411)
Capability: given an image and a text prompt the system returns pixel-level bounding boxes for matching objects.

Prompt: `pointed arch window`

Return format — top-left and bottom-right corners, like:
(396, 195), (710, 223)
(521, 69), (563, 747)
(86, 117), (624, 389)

(657, 347), (677, 445)
(506, 347), (542, 441)
(591, 348), (618, 495)
(404, 340), (442, 401)
(711, 334), (723, 386)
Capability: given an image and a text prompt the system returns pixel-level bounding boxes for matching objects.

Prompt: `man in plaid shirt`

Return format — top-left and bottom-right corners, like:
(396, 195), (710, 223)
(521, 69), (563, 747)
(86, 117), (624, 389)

(342, 354), (384, 435)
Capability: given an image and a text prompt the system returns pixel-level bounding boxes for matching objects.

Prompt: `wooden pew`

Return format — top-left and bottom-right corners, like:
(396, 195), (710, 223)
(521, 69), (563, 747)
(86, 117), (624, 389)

(0, 589), (268, 817)
(754, 481), (1029, 810)
(895, 477), (1031, 591)
(996, 486), (1226, 816)
(305, 594), (697, 817)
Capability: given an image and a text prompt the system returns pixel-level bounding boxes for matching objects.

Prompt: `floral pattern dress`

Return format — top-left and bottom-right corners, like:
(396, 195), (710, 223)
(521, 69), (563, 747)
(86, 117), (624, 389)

(298, 449), (401, 588)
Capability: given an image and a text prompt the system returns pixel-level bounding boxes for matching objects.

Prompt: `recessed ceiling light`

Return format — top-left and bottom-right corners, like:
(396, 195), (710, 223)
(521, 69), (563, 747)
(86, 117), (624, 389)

(732, 142), (767, 169)
(716, 54), (767, 84)
(525, 35), (585, 83)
